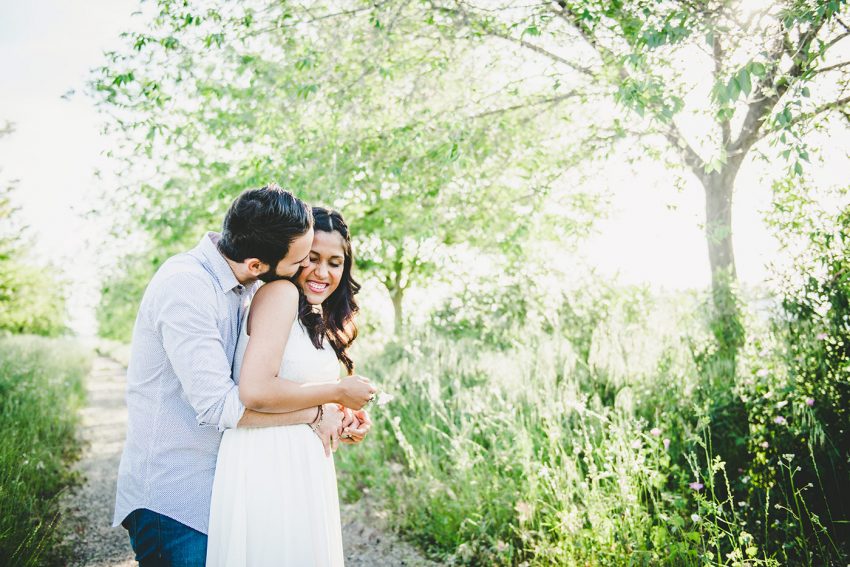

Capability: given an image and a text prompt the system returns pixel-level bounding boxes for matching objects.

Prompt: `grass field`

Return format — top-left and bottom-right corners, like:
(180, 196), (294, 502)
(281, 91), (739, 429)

(0, 335), (90, 567)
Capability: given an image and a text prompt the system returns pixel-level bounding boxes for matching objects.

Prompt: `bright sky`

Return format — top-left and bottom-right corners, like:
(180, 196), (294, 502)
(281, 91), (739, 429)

(0, 1), (843, 336)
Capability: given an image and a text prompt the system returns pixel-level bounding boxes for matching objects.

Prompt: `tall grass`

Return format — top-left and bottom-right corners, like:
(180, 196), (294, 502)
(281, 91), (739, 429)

(0, 335), (90, 567)
(335, 295), (846, 565)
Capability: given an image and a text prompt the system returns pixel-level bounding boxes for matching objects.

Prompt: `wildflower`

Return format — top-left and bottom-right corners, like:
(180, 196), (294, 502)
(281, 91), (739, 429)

(756, 368), (769, 378)
(631, 439), (642, 449)
(774, 416), (786, 425)
(494, 540), (509, 553)
(650, 427), (662, 437)
(759, 441), (769, 449)
(689, 481), (704, 491)
(663, 438), (671, 450)
(376, 391), (394, 406)
(805, 397), (815, 407)
(515, 501), (533, 524)
(538, 465), (550, 479)
(816, 332), (828, 341)
(691, 513), (701, 522)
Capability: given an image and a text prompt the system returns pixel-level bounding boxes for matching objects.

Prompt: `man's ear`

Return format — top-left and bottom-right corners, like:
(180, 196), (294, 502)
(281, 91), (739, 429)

(244, 258), (269, 277)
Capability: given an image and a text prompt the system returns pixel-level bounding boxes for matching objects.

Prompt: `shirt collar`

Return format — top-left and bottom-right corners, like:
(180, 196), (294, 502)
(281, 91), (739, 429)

(192, 232), (244, 295)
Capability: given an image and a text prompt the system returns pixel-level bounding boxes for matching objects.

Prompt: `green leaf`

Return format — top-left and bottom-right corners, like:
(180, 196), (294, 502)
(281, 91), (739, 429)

(750, 62), (766, 77)
(726, 77), (740, 101)
(523, 25), (540, 37)
(737, 69), (751, 96)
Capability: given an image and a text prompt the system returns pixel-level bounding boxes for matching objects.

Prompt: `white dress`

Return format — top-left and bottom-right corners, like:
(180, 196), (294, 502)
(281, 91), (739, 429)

(206, 316), (344, 566)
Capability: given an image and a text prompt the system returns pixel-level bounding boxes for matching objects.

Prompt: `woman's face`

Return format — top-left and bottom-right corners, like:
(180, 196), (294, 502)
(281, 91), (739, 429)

(297, 229), (346, 305)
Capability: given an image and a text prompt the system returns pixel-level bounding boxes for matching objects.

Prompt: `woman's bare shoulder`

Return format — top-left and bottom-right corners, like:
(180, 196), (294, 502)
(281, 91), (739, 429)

(247, 280), (299, 333)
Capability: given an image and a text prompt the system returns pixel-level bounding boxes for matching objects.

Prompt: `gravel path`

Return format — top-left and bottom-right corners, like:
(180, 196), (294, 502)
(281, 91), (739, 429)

(61, 356), (435, 567)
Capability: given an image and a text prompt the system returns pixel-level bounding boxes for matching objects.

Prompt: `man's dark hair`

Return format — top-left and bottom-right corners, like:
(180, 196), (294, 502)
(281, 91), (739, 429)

(218, 184), (313, 266)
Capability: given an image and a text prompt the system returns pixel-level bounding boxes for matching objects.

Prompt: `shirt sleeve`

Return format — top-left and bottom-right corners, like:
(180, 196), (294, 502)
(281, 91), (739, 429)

(154, 273), (245, 431)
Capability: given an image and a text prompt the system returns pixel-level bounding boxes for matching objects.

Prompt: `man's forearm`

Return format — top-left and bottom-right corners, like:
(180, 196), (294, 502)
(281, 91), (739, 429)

(236, 406), (319, 428)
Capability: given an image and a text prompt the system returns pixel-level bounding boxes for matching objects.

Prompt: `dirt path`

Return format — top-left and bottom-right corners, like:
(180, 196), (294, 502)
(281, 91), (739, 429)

(62, 356), (435, 566)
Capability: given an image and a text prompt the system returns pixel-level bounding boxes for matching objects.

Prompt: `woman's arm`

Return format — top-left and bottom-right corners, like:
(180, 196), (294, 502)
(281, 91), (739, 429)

(237, 280), (376, 412)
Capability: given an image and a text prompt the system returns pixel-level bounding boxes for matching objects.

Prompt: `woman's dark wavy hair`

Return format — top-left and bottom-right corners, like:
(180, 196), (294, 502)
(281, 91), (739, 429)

(218, 184), (313, 267)
(298, 207), (360, 374)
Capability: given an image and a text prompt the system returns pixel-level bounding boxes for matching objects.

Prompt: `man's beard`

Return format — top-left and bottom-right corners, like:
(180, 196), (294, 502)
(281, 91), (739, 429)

(257, 263), (304, 283)
(257, 261), (285, 283)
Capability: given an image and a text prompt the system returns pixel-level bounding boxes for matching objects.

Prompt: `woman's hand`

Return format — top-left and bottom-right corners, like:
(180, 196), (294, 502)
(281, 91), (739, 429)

(336, 375), (377, 410)
(313, 403), (344, 457)
(340, 409), (372, 444)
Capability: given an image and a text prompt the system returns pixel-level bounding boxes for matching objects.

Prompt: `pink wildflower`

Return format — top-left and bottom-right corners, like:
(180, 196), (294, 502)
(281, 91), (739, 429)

(663, 438), (671, 450)
(689, 481), (704, 491)
(774, 416), (786, 425)
(805, 397), (814, 407)
(650, 427), (662, 437)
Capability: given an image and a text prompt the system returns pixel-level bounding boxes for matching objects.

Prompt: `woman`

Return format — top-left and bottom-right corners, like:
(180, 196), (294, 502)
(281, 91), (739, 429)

(207, 207), (370, 566)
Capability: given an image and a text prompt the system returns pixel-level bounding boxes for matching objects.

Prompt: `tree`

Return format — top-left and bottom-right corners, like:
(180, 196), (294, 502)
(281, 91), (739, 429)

(0, 123), (67, 336)
(92, 0), (602, 335)
(422, 0), (850, 369)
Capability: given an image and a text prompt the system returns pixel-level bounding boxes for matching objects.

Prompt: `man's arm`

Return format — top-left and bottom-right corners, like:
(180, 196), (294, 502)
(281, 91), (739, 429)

(157, 273), (245, 431)
(237, 406), (319, 428)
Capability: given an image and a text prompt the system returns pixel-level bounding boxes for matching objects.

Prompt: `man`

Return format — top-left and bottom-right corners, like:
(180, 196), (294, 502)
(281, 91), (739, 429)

(113, 185), (375, 565)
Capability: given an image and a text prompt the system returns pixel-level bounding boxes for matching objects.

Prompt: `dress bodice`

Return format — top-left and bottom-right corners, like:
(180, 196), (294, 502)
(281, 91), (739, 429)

(232, 313), (340, 385)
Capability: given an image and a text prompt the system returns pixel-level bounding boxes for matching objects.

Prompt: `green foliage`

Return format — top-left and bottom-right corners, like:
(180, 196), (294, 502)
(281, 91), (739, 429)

(0, 185), (67, 336)
(335, 309), (800, 565)
(333, 267), (849, 564)
(91, 0), (605, 335)
(97, 251), (164, 342)
(741, 180), (850, 562)
(0, 336), (90, 566)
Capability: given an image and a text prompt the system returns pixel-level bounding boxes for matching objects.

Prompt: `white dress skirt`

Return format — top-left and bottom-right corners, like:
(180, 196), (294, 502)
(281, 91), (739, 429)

(206, 317), (345, 566)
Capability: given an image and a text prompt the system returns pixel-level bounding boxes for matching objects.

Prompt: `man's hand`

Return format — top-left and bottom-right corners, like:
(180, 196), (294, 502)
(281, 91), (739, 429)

(313, 404), (344, 457)
(340, 409), (372, 444)
(336, 375), (377, 410)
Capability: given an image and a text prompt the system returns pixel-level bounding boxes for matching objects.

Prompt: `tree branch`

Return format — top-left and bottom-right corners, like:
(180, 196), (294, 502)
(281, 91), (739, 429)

(788, 94), (850, 129)
(731, 15), (832, 158)
(488, 30), (595, 77)
(662, 122), (705, 181)
(813, 59), (850, 75)
(468, 91), (579, 121)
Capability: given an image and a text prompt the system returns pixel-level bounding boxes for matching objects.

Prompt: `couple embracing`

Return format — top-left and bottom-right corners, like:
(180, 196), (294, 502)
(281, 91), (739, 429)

(112, 185), (377, 566)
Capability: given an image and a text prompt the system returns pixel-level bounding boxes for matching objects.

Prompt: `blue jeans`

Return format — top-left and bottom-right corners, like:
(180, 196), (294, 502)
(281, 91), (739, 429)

(122, 508), (207, 567)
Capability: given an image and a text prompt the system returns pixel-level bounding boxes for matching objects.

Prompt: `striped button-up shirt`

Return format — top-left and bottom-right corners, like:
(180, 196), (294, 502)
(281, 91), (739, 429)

(113, 232), (257, 534)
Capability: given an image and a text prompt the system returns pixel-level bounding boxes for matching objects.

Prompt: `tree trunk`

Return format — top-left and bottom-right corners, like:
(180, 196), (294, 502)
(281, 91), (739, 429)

(389, 286), (404, 337)
(700, 166), (749, 481)
(701, 165), (745, 376)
